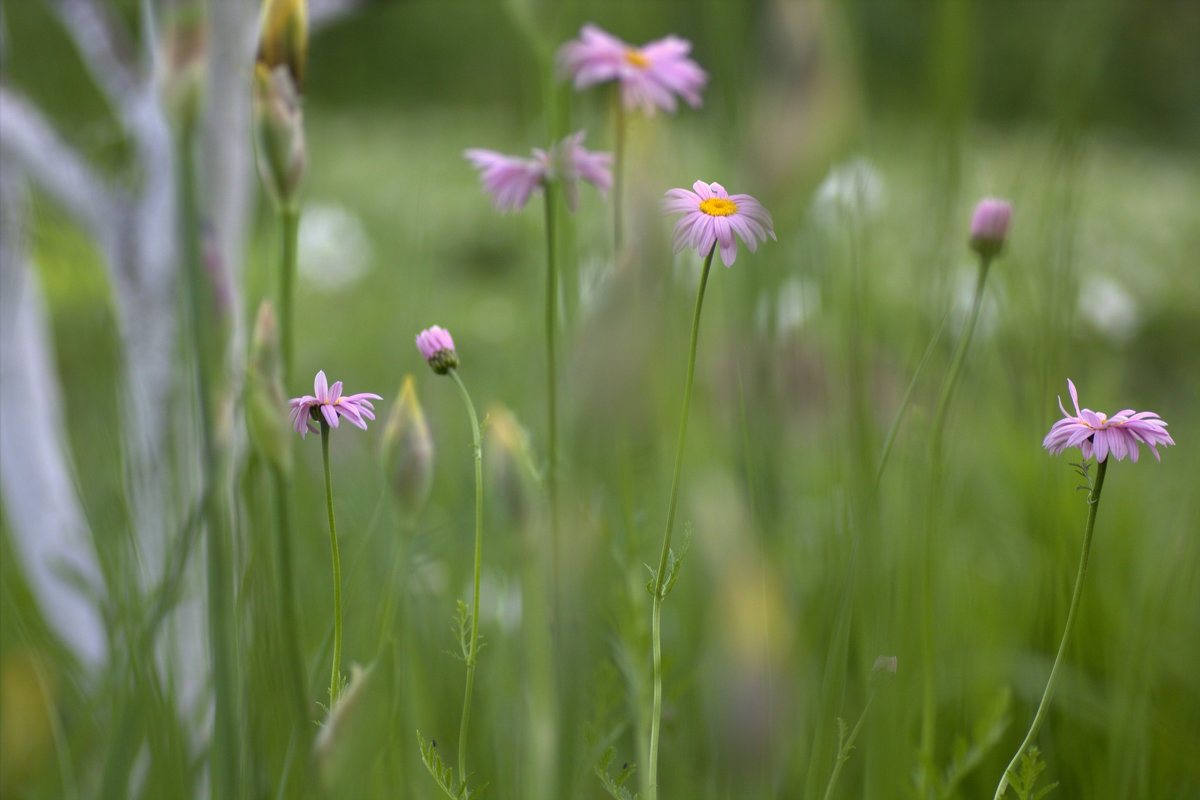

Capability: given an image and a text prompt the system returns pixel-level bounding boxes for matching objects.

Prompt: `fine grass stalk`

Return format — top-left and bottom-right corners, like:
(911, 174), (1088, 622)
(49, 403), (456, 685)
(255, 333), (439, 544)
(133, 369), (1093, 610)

(647, 245), (716, 800)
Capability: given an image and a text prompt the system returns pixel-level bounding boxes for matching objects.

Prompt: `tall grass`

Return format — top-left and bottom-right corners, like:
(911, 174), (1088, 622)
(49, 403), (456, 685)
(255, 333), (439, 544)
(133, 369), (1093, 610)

(3, 3), (1199, 800)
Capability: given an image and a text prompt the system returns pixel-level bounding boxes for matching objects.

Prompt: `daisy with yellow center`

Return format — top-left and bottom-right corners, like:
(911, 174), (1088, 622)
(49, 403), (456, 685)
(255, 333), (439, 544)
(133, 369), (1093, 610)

(557, 24), (708, 115)
(663, 180), (774, 267)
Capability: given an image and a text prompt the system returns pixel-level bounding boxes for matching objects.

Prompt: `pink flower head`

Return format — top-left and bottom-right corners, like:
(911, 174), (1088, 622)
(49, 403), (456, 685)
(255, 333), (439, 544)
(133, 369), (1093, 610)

(1042, 379), (1174, 463)
(289, 370), (382, 439)
(464, 131), (611, 213)
(416, 325), (459, 375)
(968, 197), (1012, 259)
(662, 180), (775, 267)
(556, 23), (707, 115)
(552, 131), (613, 212)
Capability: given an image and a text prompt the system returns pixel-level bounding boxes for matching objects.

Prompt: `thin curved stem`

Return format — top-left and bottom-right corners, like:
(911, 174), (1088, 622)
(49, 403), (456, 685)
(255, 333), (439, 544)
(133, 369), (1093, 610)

(321, 422), (343, 706)
(875, 308), (950, 487)
(271, 464), (308, 730)
(919, 256), (991, 783)
(821, 692), (875, 800)
(929, 257), (991, 459)
(543, 186), (560, 586)
(280, 204), (299, 385)
(994, 458), (1107, 799)
(449, 368), (484, 783)
(179, 121), (238, 800)
(612, 94), (626, 253)
(647, 246), (716, 800)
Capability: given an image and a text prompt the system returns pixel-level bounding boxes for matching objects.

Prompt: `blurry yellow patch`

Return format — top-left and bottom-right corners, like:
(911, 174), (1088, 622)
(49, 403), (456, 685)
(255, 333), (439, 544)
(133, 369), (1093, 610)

(0, 650), (57, 793)
(624, 49), (650, 68)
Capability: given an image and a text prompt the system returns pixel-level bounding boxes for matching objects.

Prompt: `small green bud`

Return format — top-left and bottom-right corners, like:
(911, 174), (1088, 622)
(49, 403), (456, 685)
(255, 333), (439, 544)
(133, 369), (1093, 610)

(253, 62), (306, 207)
(245, 300), (292, 476)
(314, 651), (397, 795)
(158, 2), (207, 129)
(381, 376), (435, 523)
(485, 405), (541, 526)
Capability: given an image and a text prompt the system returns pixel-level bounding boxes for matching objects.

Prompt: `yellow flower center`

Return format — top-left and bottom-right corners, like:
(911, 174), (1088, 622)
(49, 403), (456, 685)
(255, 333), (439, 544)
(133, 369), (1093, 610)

(624, 49), (650, 68)
(699, 197), (738, 217)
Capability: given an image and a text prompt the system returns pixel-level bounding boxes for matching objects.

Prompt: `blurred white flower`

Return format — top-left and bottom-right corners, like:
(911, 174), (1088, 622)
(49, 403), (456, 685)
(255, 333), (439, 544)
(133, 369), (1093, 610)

(473, 571), (523, 635)
(812, 157), (885, 229)
(755, 277), (819, 337)
(298, 203), (373, 289)
(1077, 275), (1139, 344)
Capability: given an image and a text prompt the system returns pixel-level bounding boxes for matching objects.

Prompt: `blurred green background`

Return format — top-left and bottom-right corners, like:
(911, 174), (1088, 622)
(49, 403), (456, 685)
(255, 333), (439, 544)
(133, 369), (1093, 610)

(3, 1), (1199, 798)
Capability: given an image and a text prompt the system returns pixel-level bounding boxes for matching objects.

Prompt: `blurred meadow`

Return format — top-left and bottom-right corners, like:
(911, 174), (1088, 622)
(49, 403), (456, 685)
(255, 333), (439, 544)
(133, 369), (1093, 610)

(2, 1), (1199, 799)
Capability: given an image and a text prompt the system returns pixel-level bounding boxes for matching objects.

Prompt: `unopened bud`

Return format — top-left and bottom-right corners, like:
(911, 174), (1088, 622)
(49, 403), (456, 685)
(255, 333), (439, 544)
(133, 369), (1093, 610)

(245, 301), (292, 476)
(968, 197), (1012, 260)
(381, 376), (435, 523)
(158, 2), (207, 128)
(314, 654), (396, 794)
(415, 326), (459, 375)
(253, 63), (307, 207)
(485, 405), (541, 525)
(256, 0), (308, 89)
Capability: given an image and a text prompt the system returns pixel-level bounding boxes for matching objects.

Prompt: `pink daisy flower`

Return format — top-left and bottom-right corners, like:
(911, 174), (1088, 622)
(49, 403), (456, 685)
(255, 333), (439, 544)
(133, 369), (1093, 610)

(1042, 379), (1174, 463)
(464, 131), (612, 213)
(289, 370), (381, 439)
(662, 180), (775, 267)
(556, 23), (707, 115)
(416, 325), (459, 375)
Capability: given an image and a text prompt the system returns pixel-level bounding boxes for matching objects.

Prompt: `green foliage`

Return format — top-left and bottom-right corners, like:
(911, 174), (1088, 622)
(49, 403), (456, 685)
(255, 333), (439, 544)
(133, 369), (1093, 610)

(645, 527), (691, 600)
(594, 745), (639, 800)
(418, 731), (483, 800)
(1009, 747), (1059, 800)
(5, 2), (1200, 800)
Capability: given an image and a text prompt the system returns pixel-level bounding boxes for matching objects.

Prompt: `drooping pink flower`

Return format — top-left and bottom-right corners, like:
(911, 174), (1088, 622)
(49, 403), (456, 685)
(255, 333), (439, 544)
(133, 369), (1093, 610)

(289, 370), (381, 439)
(968, 197), (1012, 258)
(556, 23), (707, 115)
(416, 325), (459, 375)
(464, 131), (611, 213)
(463, 149), (547, 213)
(662, 180), (775, 267)
(1042, 379), (1174, 463)
(552, 131), (613, 212)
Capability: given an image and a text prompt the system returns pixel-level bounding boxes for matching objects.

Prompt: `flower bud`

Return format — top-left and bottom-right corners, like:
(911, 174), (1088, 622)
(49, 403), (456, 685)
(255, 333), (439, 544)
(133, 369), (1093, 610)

(158, 2), (208, 129)
(256, 0), (308, 89)
(381, 376), (435, 523)
(415, 326), (459, 375)
(245, 301), (293, 476)
(314, 652), (397, 795)
(253, 63), (307, 208)
(485, 405), (541, 525)
(968, 197), (1012, 260)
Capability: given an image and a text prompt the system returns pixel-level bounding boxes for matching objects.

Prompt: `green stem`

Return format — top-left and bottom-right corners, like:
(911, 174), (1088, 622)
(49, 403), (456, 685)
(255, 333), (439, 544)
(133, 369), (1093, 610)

(612, 95), (626, 253)
(919, 256), (991, 785)
(270, 465), (309, 732)
(321, 423), (343, 706)
(178, 122), (239, 800)
(449, 368), (484, 783)
(647, 246), (716, 800)
(994, 458), (1107, 799)
(875, 309), (950, 486)
(930, 257), (991, 458)
(821, 692), (875, 800)
(543, 186), (560, 585)
(280, 204), (299, 385)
